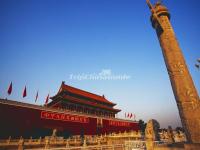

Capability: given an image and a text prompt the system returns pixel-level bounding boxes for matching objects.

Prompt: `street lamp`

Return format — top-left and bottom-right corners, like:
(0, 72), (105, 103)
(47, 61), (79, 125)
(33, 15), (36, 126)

(195, 58), (200, 69)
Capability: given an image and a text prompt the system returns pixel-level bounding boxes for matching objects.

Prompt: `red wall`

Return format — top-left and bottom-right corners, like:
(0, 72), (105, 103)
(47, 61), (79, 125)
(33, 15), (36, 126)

(0, 102), (139, 139)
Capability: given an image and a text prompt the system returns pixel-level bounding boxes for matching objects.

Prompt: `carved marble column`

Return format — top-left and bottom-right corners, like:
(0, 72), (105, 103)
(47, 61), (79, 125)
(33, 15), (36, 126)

(146, 1), (200, 143)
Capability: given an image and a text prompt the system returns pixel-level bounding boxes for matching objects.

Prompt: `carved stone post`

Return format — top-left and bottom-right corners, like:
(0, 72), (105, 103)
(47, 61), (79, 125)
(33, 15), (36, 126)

(7, 136), (11, 144)
(45, 138), (50, 149)
(65, 139), (69, 148)
(167, 126), (175, 143)
(18, 137), (24, 150)
(38, 137), (42, 144)
(145, 119), (160, 141)
(146, 0), (200, 143)
(83, 138), (87, 147)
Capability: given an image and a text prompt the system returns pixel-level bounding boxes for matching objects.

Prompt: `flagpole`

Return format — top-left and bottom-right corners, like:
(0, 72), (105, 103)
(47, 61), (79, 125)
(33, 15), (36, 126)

(45, 93), (50, 107)
(6, 82), (13, 100)
(22, 85), (27, 99)
(35, 90), (39, 103)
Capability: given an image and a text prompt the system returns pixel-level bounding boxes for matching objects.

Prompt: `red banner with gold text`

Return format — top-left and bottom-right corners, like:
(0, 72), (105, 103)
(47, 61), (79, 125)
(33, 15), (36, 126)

(41, 111), (89, 123)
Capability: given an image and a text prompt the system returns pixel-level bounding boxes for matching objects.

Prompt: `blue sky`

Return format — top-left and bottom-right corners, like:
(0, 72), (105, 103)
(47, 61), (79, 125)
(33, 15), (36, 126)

(0, 0), (199, 128)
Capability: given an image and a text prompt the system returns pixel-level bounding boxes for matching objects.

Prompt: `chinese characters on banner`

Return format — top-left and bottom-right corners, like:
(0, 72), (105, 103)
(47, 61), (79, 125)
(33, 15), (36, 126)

(109, 120), (130, 127)
(41, 111), (89, 123)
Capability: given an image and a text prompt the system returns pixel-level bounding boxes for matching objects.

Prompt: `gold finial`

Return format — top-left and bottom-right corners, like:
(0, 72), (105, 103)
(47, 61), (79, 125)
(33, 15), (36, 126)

(146, 0), (163, 9)
(146, 0), (164, 30)
(157, 0), (163, 4)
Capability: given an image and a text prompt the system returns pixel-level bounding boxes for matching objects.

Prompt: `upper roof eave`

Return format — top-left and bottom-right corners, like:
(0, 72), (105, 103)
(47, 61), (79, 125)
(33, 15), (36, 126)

(55, 81), (116, 106)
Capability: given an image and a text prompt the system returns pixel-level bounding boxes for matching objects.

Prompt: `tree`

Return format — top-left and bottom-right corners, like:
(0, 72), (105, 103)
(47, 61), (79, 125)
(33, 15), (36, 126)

(176, 127), (184, 133)
(138, 119), (147, 133)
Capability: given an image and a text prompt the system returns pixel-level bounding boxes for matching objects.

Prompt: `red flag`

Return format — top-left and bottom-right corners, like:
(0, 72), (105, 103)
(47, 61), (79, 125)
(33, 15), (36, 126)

(130, 113), (133, 118)
(45, 94), (49, 105)
(23, 86), (27, 98)
(127, 113), (129, 118)
(7, 82), (12, 95)
(35, 91), (39, 102)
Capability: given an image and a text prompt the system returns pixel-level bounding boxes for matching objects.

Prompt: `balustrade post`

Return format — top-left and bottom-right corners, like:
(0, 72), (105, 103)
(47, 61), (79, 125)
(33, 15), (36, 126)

(29, 136), (32, 143)
(83, 138), (87, 147)
(65, 139), (69, 148)
(7, 136), (11, 144)
(45, 138), (50, 149)
(18, 137), (24, 150)
(38, 137), (41, 144)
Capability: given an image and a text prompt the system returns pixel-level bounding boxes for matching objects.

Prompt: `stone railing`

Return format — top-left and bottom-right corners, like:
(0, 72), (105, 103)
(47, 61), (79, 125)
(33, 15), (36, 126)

(159, 130), (187, 143)
(0, 136), (109, 150)
(0, 136), (181, 150)
(107, 130), (143, 139)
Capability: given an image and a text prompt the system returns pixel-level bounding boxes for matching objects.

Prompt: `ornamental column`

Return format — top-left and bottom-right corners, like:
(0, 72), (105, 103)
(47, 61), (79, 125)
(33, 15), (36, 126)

(146, 0), (200, 143)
